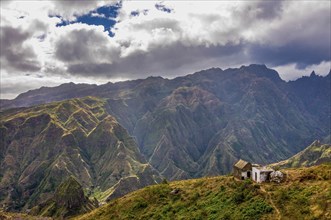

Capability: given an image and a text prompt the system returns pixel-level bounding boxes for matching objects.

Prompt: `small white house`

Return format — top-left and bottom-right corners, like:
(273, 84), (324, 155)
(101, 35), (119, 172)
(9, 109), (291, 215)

(252, 166), (274, 183)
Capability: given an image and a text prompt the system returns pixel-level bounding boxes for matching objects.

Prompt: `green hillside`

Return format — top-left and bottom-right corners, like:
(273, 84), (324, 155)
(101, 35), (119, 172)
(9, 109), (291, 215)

(272, 141), (331, 169)
(30, 176), (97, 218)
(74, 164), (331, 220)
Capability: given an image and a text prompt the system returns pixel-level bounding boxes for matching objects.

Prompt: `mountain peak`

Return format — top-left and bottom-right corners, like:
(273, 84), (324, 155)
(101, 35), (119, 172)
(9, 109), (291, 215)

(242, 64), (268, 69)
(310, 71), (317, 77)
(239, 64), (283, 82)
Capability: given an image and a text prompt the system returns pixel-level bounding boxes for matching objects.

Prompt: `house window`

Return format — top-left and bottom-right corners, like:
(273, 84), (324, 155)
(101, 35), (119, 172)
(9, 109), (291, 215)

(247, 171), (251, 178)
(255, 172), (257, 181)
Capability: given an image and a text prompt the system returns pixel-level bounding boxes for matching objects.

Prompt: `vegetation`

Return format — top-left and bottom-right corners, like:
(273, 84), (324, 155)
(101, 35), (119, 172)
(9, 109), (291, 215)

(2, 65), (329, 182)
(271, 141), (331, 169)
(74, 164), (331, 220)
(0, 211), (52, 220)
(266, 164), (331, 220)
(0, 96), (160, 213)
(30, 176), (96, 218)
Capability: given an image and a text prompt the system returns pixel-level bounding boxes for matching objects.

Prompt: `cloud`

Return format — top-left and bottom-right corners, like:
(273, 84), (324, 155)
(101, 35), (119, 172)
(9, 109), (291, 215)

(56, 0), (329, 78)
(49, 0), (115, 21)
(0, 71), (108, 99)
(274, 61), (331, 81)
(51, 23), (121, 78)
(0, 0), (330, 98)
(0, 26), (41, 72)
(247, 1), (331, 69)
(54, 24), (119, 63)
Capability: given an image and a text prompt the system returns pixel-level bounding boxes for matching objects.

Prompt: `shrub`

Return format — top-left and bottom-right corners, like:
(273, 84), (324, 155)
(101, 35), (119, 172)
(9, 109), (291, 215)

(161, 178), (169, 185)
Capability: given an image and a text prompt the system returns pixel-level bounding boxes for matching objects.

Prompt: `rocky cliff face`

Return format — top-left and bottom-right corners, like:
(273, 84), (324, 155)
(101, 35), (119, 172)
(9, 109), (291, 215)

(0, 97), (161, 211)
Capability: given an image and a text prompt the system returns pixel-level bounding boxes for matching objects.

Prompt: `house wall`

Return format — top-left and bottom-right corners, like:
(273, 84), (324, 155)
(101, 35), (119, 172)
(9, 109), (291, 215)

(252, 167), (273, 183)
(260, 172), (269, 182)
(233, 167), (241, 179)
(252, 167), (261, 182)
(241, 171), (251, 179)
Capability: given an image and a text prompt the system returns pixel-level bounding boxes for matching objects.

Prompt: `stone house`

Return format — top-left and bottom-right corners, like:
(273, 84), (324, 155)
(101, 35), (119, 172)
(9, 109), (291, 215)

(233, 159), (252, 180)
(233, 159), (279, 183)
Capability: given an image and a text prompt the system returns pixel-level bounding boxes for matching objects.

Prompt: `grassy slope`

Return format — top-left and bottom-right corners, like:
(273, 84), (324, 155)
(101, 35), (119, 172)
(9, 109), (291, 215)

(74, 164), (331, 220)
(271, 141), (331, 169)
(0, 211), (52, 220)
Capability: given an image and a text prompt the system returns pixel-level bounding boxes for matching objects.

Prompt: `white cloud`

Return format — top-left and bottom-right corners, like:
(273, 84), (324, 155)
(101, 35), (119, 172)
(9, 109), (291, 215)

(0, 0), (330, 99)
(274, 61), (331, 81)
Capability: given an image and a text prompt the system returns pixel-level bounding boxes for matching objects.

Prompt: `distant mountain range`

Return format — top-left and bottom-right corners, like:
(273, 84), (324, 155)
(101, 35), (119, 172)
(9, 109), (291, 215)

(0, 64), (330, 213)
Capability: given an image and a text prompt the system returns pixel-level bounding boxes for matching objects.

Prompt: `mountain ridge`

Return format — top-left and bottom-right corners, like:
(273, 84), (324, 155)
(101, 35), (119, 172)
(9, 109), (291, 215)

(0, 96), (161, 212)
(1, 64), (329, 181)
(271, 140), (331, 169)
(1, 64), (330, 214)
(0, 64), (310, 110)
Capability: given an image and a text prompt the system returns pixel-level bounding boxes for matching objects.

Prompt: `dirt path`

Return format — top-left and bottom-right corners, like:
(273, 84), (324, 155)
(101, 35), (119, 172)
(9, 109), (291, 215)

(260, 186), (281, 220)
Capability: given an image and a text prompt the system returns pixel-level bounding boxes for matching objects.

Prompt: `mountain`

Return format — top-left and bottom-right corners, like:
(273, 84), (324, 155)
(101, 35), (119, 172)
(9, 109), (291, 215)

(1, 65), (330, 181)
(0, 96), (161, 212)
(2, 65), (330, 182)
(30, 176), (97, 218)
(271, 140), (331, 168)
(74, 164), (331, 220)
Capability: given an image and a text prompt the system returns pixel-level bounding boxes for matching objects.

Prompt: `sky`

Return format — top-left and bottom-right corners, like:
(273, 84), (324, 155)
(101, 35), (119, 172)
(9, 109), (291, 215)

(0, 0), (330, 99)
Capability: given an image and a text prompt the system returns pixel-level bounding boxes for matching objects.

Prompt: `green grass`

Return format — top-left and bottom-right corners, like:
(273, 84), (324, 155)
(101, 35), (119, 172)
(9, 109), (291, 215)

(74, 164), (331, 220)
(74, 177), (273, 220)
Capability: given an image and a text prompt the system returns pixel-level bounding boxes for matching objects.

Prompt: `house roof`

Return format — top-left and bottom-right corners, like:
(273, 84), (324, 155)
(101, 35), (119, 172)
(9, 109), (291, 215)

(255, 166), (274, 172)
(234, 159), (250, 169)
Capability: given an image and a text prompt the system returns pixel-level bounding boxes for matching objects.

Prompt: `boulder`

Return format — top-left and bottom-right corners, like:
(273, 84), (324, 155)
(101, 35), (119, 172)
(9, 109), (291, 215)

(270, 171), (284, 183)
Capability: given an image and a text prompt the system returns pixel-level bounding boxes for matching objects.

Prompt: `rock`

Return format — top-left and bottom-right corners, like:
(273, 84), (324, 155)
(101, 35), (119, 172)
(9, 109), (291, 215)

(270, 171), (284, 183)
(170, 188), (180, 195)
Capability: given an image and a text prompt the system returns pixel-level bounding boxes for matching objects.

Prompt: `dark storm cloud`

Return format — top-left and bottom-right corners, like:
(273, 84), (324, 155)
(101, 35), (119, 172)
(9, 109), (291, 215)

(248, 4), (331, 69)
(0, 26), (41, 72)
(54, 27), (119, 63)
(66, 42), (244, 77)
(249, 41), (331, 69)
(55, 29), (106, 62)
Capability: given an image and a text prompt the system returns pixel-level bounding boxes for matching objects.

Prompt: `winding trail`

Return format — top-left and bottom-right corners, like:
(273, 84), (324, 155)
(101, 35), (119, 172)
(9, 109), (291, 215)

(260, 186), (281, 220)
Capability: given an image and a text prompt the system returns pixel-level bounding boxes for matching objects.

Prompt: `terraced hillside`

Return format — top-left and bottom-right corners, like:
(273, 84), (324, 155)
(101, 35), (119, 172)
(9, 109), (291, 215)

(0, 96), (161, 213)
